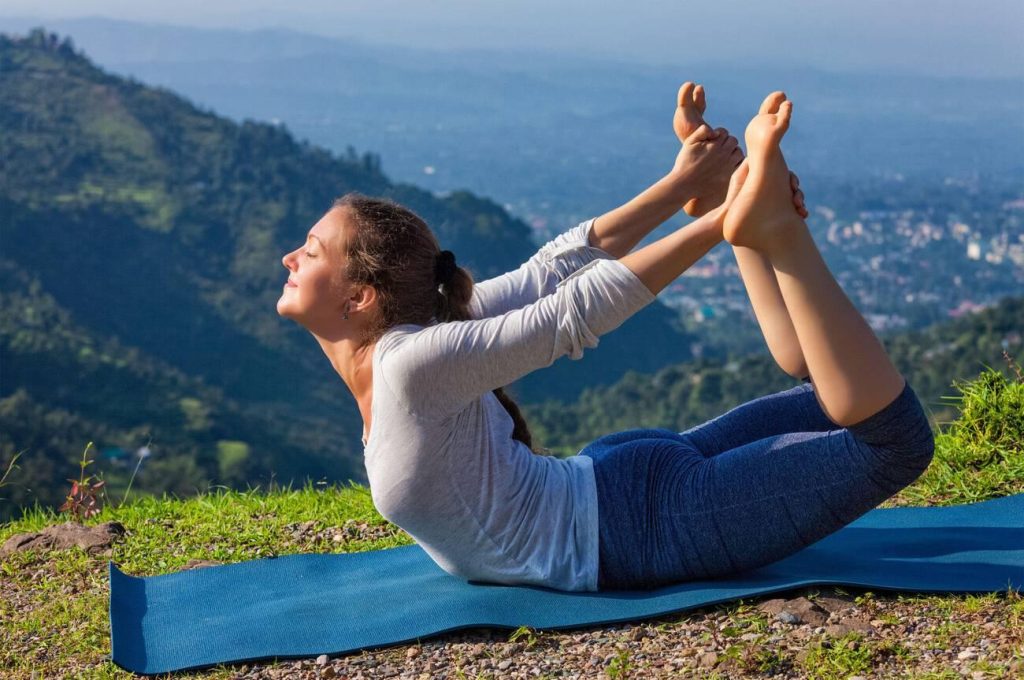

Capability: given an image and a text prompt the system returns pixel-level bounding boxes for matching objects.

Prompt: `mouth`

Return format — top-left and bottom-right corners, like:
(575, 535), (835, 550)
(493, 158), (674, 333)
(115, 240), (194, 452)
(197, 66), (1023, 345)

(285, 279), (298, 288)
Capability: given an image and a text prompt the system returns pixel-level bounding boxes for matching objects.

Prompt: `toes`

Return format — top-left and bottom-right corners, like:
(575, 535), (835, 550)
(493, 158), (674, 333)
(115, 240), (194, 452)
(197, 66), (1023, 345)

(693, 84), (706, 114)
(790, 171), (800, 188)
(758, 91), (787, 115)
(677, 82), (696, 109)
(775, 100), (793, 132)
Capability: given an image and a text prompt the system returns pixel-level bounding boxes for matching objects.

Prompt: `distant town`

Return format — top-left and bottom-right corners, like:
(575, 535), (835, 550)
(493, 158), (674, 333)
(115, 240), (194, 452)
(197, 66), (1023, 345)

(525, 171), (1023, 353)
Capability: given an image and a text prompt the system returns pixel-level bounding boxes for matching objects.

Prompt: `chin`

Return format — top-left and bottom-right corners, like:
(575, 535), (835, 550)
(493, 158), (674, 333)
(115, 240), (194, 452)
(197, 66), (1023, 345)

(275, 299), (296, 320)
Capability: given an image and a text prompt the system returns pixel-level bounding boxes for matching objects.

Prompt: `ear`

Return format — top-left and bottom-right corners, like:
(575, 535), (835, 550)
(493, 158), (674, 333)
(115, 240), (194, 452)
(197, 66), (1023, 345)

(350, 283), (378, 315)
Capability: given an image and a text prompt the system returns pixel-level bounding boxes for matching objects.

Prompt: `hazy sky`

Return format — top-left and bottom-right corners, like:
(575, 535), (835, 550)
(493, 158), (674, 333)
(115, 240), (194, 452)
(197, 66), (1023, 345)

(4, 0), (1023, 78)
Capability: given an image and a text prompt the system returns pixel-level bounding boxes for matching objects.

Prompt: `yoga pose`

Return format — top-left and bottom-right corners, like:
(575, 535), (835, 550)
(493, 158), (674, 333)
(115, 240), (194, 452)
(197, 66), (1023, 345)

(277, 83), (935, 591)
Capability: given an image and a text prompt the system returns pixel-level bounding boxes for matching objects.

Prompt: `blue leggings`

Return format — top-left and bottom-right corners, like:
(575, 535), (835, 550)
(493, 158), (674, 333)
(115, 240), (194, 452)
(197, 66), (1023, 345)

(578, 376), (935, 590)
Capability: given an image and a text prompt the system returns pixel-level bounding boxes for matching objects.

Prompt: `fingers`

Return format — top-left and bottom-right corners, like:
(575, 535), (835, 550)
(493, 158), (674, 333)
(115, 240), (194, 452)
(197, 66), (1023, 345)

(726, 159), (750, 200)
(685, 123), (719, 144)
(794, 189), (808, 218)
(732, 158), (750, 183)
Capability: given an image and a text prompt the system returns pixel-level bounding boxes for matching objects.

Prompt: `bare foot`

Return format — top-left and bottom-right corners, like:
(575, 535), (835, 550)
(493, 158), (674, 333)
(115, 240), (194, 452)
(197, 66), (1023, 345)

(672, 82), (730, 216)
(722, 92), (801, 253)
(673, 82), (706, 143)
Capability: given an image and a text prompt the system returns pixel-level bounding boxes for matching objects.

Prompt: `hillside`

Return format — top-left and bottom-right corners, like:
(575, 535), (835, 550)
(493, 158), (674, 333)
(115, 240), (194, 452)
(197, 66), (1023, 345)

(0, 28), (692, 521)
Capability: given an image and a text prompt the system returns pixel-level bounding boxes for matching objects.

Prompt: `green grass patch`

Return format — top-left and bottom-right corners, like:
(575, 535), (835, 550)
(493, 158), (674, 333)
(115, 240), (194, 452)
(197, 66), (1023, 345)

(0, 479), (411, 679)
(890, 363), (1024, 508)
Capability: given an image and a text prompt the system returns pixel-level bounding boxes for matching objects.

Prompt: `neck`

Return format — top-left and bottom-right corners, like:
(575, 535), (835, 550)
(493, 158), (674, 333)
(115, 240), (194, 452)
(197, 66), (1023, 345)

(315, 334), (375, 408)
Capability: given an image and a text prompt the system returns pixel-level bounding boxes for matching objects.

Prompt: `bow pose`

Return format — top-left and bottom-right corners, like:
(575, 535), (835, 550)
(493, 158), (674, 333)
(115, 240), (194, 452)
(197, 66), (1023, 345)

(278, 84), (933, 591)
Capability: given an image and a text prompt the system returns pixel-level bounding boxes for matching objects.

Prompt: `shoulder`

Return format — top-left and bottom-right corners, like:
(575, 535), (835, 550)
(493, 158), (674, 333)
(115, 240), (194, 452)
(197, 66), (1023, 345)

(375, 323), (440, 405)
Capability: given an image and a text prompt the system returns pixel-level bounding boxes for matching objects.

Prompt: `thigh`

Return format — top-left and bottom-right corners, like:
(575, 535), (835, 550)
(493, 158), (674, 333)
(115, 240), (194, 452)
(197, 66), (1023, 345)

(587, 378), (933, 590)
(678, 379), (839, 458)
(645, 421), (931, 588)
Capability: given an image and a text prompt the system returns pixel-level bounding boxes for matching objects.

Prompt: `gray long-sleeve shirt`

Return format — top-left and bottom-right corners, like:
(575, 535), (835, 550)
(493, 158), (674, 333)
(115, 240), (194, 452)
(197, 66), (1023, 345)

(362, 219), (657, 591)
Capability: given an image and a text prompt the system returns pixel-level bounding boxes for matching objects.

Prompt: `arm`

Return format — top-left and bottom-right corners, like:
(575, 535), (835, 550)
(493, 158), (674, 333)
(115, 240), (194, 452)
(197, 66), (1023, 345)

(588, 170), (695, 259)
(468, 122), (744, 318)
(467, 218), (615, 319)
(381, 208), (725, 419)
(588, 124), (741, 258)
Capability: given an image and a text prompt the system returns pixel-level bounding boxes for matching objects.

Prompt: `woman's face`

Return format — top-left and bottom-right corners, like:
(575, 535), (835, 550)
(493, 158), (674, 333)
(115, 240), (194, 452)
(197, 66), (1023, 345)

(277, 207), (350, 329)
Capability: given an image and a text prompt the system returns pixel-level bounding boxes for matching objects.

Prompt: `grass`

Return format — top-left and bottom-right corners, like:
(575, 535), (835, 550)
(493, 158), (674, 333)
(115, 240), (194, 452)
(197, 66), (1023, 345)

(1, 361), (1022, 678)
(1, 480), (413, 679)
(893, 358), (1024, 508)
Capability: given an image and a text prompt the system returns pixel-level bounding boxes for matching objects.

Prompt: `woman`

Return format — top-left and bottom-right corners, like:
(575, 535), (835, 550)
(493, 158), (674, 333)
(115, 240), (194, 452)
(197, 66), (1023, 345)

(277, 85), (934, 591)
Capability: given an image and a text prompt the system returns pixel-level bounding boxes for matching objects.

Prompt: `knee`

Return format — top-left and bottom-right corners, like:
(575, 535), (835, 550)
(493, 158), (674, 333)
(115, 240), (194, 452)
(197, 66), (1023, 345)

(864, 416), (935, 488)
(901, 425), (936, 479)
(851, 384), (936, 485)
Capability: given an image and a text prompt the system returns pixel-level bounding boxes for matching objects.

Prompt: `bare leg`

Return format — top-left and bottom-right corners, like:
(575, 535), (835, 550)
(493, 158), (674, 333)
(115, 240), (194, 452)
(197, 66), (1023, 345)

(733, 244), (809, 380)
(723, 92), (905, 426)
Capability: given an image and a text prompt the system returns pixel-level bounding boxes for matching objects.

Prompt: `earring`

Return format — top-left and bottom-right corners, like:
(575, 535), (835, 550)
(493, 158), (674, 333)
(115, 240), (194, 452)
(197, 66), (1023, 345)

(343, 304), (350, 321)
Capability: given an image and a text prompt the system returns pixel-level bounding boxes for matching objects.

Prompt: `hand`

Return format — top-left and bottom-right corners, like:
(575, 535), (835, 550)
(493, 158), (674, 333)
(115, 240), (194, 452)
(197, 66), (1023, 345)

(720, 159), (809, 219)
(670, 124), (743, 214)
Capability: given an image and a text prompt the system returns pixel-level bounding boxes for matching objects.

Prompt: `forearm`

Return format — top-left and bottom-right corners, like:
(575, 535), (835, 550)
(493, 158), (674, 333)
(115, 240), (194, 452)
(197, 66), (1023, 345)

(588, 170), (692, 259)
(618, 208), (725, 296)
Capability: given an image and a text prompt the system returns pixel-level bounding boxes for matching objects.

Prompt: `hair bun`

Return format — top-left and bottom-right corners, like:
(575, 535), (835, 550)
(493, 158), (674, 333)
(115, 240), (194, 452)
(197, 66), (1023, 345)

(434, 249), (457, 286)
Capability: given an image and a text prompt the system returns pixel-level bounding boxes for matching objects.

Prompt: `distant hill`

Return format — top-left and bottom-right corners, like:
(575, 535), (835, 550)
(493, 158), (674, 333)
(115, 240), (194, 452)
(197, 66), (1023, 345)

(524, 295), (1024, 455)
(0, 29), (695, 521)
(1, 16), (1019, 234)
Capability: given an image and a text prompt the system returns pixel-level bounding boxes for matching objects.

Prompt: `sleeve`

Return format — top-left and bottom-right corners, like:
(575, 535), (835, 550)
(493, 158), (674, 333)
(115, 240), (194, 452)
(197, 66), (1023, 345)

(466, 218), (615, 319)
(382, 257), (658, 418)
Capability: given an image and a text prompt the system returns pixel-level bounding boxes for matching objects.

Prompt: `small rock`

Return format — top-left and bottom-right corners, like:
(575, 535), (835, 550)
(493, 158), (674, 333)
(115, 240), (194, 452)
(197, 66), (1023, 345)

(698, 652), (718, 667)
(1, 520), (126, 557)
(497, 659), (512, 671)
(813, 596), (855, 613)
(757, 598), (788, 616)
(182, 558), (223, 571)
(321, 667), (338, 679)
(777, 611), (800, 625)
(739, 633), (759, 642)
(760, 596), (829, 625)
(315, 654), (329, 666)
(784, 597), (830, 625)
(406, 647), (420, 660)
(824, 619), (875, 637)
(957, 650), (977, 661)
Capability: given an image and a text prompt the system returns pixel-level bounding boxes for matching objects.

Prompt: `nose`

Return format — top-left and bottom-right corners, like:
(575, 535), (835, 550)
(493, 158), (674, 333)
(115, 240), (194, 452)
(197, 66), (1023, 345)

(282, 248), (297, 270)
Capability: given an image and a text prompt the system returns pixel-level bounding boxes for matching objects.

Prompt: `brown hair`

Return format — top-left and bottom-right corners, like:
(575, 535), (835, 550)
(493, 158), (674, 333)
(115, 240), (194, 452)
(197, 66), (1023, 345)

(333, 192), (547, 455)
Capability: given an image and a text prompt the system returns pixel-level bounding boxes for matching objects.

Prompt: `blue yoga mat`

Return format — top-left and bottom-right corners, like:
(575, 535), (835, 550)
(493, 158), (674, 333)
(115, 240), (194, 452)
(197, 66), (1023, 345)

(109, 493), (1024, 675)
